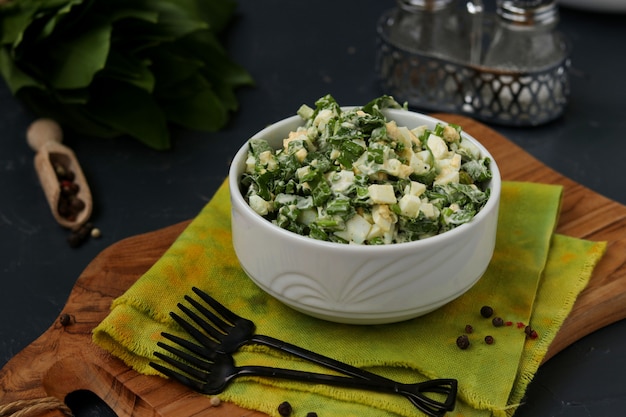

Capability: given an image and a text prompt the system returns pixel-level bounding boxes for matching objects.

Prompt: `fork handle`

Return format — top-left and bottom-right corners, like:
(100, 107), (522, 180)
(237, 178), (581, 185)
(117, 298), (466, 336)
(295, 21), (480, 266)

(251, 334), (447, 387)
(250, 334), (390, 379)
(234, 365), (454, 417)
(249, 334), (456, 413)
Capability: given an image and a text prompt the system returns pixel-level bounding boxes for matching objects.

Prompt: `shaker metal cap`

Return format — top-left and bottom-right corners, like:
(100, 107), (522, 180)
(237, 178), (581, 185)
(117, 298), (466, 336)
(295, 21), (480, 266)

(397, 0), (453, 12)
(497, 0), (558, 26)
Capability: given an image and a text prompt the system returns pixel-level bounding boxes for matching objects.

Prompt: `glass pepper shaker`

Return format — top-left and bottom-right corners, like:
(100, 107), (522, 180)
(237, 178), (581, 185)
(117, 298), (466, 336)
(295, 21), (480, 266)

(483, 0), (567, 71)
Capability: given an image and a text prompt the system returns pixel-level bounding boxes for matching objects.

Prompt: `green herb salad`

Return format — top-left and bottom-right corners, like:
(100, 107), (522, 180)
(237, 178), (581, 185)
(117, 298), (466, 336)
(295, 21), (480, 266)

(240, 95), (493, 245)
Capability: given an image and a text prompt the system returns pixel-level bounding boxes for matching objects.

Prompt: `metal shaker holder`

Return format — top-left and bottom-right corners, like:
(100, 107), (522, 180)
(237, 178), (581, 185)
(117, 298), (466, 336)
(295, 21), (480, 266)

(375, 9), (571, 127)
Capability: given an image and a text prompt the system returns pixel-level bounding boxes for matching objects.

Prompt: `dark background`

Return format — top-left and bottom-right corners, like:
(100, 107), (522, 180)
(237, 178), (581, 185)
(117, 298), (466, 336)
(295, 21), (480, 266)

(1, 1), (625, 416)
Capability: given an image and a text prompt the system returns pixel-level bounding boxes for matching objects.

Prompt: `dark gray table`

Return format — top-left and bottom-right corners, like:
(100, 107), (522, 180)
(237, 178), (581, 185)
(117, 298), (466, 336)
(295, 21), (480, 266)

(1, 1), (625, 416)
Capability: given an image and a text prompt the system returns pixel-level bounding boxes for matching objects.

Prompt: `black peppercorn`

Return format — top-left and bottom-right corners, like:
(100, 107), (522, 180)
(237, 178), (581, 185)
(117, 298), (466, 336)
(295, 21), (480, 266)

(70, 196), (85, 211)
(492, 317), (504, 327)
(278, 401), (293, 417)
(53, 159), (87, 222)
(61, 181), (79, 196)
(59, 313), (73, 326)
(67, 222), (94, 248)
(456, 334), (470, 350)
(67, 232), (83, 248)
(465, 324), (473, 334)
(306, 413), (318, 417)
(480, 305), (494, 318)
(58, 199), (71, 217)
(525, 325), (538, 339)
(484, 335), (494, 345)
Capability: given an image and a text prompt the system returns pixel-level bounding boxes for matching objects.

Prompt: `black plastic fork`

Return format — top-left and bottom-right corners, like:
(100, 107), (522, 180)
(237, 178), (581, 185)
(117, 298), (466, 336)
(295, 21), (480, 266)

(154, 286), (457, 416)
(151, 333), (455, 417)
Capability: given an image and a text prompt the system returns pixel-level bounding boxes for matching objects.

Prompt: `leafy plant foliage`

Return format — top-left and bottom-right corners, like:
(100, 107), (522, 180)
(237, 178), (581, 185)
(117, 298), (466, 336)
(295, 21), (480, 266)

(0, 0), (254, 149)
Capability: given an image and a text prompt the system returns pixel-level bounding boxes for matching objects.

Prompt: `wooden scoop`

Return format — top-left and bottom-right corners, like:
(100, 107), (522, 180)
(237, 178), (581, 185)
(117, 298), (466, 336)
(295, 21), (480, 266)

(27, 119), (93, 229)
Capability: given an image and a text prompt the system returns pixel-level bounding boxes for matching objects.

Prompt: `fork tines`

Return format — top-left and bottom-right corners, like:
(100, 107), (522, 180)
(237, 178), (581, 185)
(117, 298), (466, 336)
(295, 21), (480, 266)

(170, 286), (257, 350)
(191, 286), (242, 324)
(150, 337), (212, 394)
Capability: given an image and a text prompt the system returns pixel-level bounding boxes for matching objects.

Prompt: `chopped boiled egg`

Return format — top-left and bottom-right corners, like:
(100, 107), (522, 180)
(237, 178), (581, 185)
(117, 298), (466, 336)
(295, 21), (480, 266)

(372, 204), (396, 232)
(248, 195), (271, 216)
(334, 213), (372, 244)
(427, 133), (449, 160)
(368, 184), (397, 204)
(398, 194), (422, 218)
(328, 170), (355, 194)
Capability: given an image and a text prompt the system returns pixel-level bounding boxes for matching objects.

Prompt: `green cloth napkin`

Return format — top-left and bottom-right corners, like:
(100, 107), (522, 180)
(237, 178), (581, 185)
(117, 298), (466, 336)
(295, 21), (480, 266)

(93, 180), (606, 417)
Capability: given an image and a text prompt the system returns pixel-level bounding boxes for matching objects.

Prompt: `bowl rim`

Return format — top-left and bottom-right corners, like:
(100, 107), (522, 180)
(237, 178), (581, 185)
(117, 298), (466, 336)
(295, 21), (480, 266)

(229, 108), (501, 253)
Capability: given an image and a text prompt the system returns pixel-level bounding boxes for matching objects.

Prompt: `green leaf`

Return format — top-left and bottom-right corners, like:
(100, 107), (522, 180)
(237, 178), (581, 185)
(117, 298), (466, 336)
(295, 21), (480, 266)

(108, 17), (197, 47)
(122, 0), (236, 30)
(160, 83), (228, 131)
(54, 87), (90, 104)
(99, 48), (155, 93)
(17, 86), (121, 138)
(107, 8), (159, 24)
(171, 30), (254, 109)
(44, 17), (111, 89)
(0, 2), (41, 45)
(37, 0), (86, 40)
(0, 47), (42, 93)
(86, 79), (170, 149)
(146, 47), (204, 90)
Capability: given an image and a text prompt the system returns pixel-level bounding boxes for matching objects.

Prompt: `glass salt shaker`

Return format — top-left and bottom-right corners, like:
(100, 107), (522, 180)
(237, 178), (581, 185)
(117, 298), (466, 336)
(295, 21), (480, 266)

(483, 0), (567, 71)
(381, 0), (473, 64)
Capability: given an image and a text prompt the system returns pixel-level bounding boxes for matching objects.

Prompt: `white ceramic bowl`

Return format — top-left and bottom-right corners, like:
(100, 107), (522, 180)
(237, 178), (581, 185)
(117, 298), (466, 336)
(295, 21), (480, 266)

(229, 109), (501, 324)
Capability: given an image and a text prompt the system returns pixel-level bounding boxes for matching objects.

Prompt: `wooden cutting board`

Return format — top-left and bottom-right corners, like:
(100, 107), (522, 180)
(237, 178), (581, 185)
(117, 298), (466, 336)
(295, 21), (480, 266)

(1, 115), (625, 417)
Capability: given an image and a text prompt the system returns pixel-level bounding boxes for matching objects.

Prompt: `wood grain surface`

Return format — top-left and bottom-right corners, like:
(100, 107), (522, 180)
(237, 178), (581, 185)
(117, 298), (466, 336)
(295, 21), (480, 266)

(1, 115), (625, 417)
